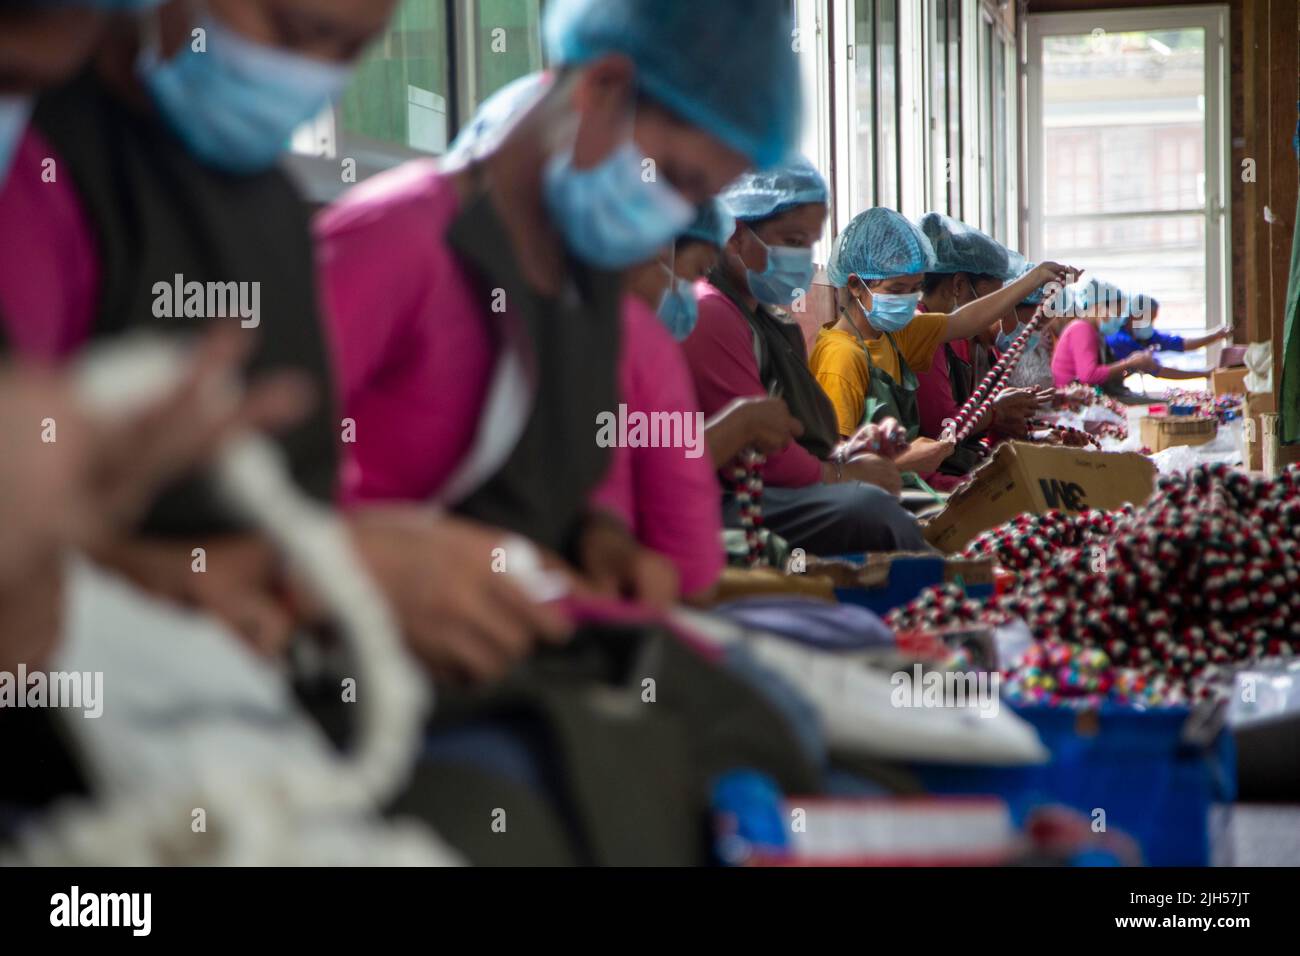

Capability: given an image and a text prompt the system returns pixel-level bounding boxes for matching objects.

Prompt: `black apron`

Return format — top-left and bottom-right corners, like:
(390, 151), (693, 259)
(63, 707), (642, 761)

(447, 189), (621, 557)
(31, 71), (338, 537)
(709, 271), (838, 461)
(937, 341), (990, 475)
(850, 324), (920, 442)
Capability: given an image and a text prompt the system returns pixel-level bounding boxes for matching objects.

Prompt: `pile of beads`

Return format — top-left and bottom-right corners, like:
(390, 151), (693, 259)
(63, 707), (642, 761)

(942, 305), (1052, 444)
(1002, 641), (1183, 708)
(1043, 386), (1130, 441)
(730, 448), (767, 568)
(887, 464), (1300, 703)
(1028, 423), (1101, 449)
(1163, 389), (1243, 424)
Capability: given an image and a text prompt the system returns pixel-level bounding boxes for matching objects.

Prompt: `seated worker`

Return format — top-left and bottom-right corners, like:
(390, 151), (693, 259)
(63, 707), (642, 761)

(1105, 292), (1232, 381)
(809, 207), (1073, 478)
(914, 213), (1046, 485)
(1052, 279), (1159, 394)
(319, 0), (805, 599)
(447, 81), (803, 594)
(0, 0), (578, 680)
(680, 157), (931, 556)
(1005, 266), (1073, 391)
(593, 200), (803, 601)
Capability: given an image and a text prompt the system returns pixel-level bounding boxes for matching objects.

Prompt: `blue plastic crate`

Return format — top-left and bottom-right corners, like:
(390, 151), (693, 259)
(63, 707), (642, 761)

(831, 553), (994, 616)
(914, 704), (1236, 866)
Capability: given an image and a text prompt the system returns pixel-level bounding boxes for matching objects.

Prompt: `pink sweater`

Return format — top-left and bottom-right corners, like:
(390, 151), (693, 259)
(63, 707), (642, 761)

(0, 129), (100, 359)
(679, 281), (823, 488)
(590, 298), (724, 596)
(1052, 319), (1115, 387)
(318, 161), (722, 594)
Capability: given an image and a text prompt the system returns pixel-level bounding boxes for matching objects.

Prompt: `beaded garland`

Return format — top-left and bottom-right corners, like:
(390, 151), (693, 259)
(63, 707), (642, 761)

(730, 448), (767, 568)
(1162, 389), (1243, 424)
(942, 306), (1052, 445)
(887, 463), (1300, 705)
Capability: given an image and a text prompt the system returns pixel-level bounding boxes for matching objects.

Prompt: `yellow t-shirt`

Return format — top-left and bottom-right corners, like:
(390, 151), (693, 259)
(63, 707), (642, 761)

(809, 314), (949, 437)
(809, 327), (871, 437)
(862, 312), (948, 383)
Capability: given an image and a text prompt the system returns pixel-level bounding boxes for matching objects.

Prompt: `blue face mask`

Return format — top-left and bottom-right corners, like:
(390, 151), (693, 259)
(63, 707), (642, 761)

(859, 289), (921, 333)
(996, 323), (1041, 353)
(138, 16), (352, 175)
(744, 228), (815, 307)
(0, 95), (32, 187)
(1132, 324), (1155, 341)
(1099, 315), (1126, 338)
(656, 274), (699, 341)
(544, 138), (695, 270)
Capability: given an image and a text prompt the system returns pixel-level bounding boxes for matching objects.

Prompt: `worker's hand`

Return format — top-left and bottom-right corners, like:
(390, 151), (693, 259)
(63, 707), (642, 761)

(0, 328), (311, 584)
(839, 418), (910, 460)
(576, 509), (680, 609)
(1209, 323), (1232, 342)
(835, 452), (904, 496)
(1033, 261), (1083, 288)
(84, 328), (314, 535)
(1029, 385), (1057, 407)
(893, 437), (955, 475)
(87, 534), (298, 657)
(1125, 350), (1159, 374)
(992, 388), (1040, 437)
(349, 507), (574, 684)
(727, 396), (804, 456)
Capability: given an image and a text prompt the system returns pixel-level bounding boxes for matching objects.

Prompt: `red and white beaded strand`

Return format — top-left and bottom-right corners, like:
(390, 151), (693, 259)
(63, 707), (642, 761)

(941, 305), (1052, 444)
(730, 447), (767, 568)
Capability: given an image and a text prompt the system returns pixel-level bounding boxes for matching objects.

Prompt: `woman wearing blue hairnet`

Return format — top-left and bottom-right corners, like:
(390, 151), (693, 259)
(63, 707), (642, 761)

(1104, 293), (1229, 382)
(913, 214), (1053, 485)
(1004, 273), (1074, 390)
(320, 0), (803, 631)
(1053, 279), (1159, 395)
(811, 208), (1074, 469)
(681, 158), (931, 556)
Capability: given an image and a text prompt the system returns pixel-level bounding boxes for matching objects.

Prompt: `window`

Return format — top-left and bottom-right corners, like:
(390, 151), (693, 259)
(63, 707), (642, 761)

(469, 0), (545, 111)
(1028, 10), (1230, 331)
(850, 0), (877, 214)
(875, 0), (899, 210)
(928, 0), (951, 216)
(977, 10), (994, 235)
(945, 0), (963, 216)
(336, 0), (452, 156)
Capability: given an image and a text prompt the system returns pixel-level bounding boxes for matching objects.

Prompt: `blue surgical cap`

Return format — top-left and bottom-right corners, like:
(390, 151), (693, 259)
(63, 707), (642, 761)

(543, 0), (801, 168)
(827, 207), (937, 286)
(720, 156), (828, 223)
(919, 212), (1015, 279)
(1012, 261), (1052, 306)
(680, 198), (736, 248)
(446, 72), (550, 161)
(1074, 278), (1128, 316)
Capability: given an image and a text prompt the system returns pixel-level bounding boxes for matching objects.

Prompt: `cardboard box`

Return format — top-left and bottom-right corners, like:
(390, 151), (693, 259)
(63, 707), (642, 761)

(1139, 414), (1218, 452)
(922, 442), (1157, 554)
(1218, 345), (1247, 368)
(1242, 392), (1276, 472)
(1211, 366), (1248, 397)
